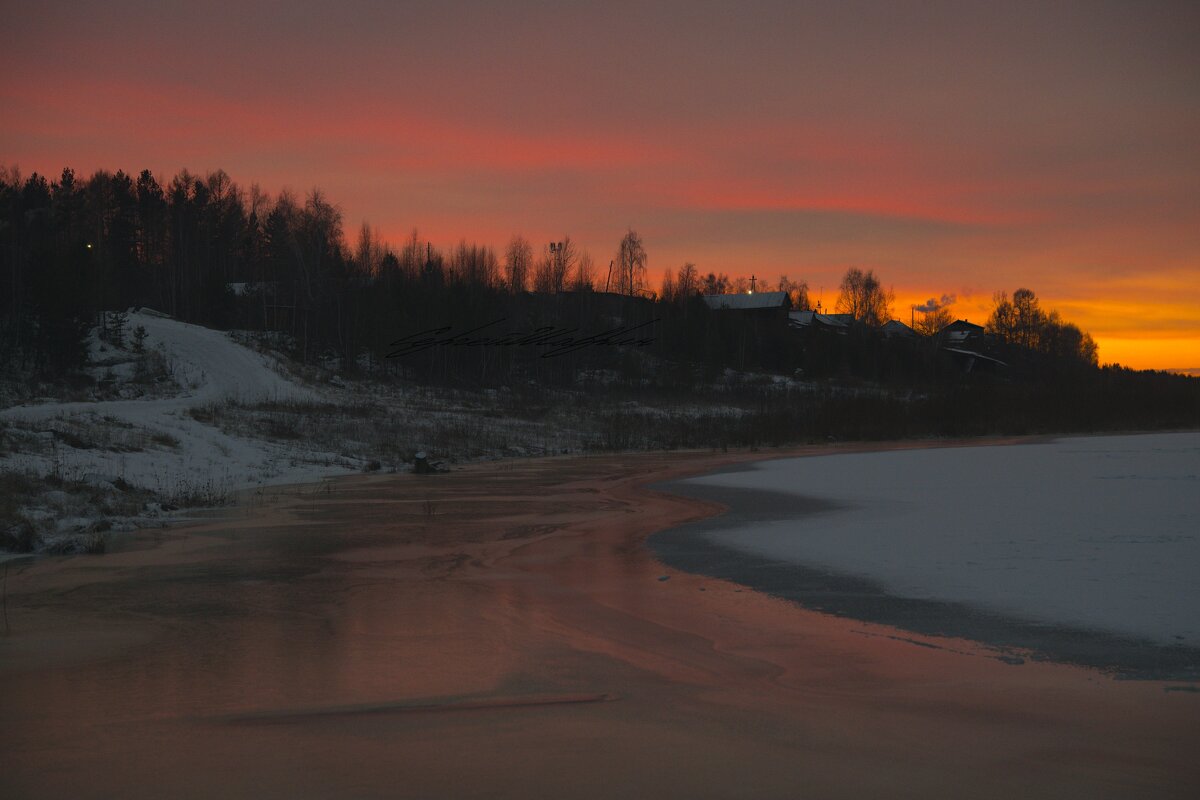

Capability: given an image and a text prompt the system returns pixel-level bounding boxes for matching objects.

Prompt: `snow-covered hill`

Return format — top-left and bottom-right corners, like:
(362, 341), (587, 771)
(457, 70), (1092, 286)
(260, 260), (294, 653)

(1, 310), (354, 497)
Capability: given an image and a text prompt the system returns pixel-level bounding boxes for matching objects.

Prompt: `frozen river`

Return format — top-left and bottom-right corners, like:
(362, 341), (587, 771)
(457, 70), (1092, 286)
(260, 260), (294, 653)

(654, 433), (1200, 667)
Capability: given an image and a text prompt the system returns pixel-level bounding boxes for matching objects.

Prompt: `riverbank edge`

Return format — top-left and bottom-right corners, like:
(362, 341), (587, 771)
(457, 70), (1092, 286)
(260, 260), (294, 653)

(644, 439), (1200, 682)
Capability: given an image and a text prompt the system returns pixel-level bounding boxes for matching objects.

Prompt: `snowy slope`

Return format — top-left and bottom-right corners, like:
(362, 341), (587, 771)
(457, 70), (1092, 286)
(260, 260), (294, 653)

(1, 310), (352, 495)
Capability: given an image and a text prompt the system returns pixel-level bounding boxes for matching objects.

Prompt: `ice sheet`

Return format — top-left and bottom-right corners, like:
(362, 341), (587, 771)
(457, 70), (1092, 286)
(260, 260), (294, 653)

(677, 433), (1200, 645)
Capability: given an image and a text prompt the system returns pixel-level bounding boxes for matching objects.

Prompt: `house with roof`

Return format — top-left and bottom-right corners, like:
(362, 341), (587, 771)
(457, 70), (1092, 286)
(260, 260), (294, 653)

(702, 291), (790, 313)
(881, 319), (917, 339)
(938, 319), (985, 347)
(935, 319), (1006, 373)
(787, 310), (855, 334)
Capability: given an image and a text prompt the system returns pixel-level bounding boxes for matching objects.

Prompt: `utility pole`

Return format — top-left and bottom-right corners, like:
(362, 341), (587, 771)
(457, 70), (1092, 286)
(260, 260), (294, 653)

(549, 242), (562, 292)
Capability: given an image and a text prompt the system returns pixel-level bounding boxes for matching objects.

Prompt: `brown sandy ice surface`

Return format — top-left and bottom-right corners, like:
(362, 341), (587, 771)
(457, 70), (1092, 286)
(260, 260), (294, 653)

(1, 441), (1197, 799)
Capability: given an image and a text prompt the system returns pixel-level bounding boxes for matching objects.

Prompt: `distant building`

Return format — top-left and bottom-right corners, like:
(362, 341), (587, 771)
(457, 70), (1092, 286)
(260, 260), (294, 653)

(788, 310), (855, 334)
(935, 320), (1005, 373)
(938, 319), (985, 346)
(702, 291), (789, 312)
(881, 320), (917, 339)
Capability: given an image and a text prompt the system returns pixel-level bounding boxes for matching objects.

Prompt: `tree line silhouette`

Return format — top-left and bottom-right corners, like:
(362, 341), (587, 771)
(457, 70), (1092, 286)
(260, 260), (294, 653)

(0, 167), (654, 374)
(1, 165), (1195, 434)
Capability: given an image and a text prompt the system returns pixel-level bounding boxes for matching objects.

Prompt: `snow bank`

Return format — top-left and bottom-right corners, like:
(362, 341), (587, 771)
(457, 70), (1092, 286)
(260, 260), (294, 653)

(0, 310), (352, 495)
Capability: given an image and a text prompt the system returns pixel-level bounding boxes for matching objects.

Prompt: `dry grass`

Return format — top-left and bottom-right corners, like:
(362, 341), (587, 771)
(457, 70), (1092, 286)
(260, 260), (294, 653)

(0, 468), (157, 555)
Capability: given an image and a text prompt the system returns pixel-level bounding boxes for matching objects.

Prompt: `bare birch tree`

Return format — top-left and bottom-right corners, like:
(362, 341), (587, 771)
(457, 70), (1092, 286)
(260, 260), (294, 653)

(613, 229), (647, 296)
(835, 267), (893, 326)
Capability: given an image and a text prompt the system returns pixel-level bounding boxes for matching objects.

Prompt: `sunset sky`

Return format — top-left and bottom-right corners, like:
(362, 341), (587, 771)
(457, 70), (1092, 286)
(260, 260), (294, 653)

(4, 0), (1197, 371)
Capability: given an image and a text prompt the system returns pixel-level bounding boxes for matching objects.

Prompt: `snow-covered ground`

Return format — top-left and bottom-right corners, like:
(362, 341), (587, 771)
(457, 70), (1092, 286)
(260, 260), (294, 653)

(675, 433), (1200, 645)
(0, 309), (354, 496)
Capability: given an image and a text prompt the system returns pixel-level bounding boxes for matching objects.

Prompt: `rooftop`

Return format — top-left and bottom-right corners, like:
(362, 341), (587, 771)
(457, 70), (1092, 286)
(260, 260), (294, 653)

(702, 291), (789, 310)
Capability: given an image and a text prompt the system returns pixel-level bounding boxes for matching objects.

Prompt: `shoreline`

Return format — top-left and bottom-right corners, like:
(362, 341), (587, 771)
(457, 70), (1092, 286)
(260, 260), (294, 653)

(649, 480), (1200, 680)
(2, 439), (1198, 798)
(647, 434), (1200, 680)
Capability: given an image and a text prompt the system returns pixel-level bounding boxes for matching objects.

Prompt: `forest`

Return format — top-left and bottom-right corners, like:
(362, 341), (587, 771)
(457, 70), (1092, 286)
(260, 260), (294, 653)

(1, 166), (1196, 435)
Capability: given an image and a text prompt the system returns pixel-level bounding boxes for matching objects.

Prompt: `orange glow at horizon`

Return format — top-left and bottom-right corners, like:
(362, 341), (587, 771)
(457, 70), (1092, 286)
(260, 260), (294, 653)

(888, 291), (1200, 373)
(3, 2), (1197, 372)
